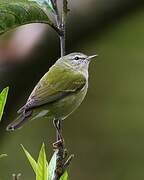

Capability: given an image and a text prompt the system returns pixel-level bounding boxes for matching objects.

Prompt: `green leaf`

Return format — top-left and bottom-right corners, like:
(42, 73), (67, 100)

(28, 0), (55, 13)
(0, 154), (7, 159)
(60, 171), (68, 180)
(21, 145), (37, 173)
(0, 1), (54, 35)
(22, 143), (69, 180)
(0, 87), (9, 122)
(36, 143), (48, 180)
(48, 150), (57, 180)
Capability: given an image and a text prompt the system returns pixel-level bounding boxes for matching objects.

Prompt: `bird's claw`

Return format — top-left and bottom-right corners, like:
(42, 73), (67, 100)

(53, 139), (63, 149)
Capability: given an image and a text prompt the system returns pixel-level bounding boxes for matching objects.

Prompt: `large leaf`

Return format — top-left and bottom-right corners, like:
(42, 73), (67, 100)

(22, 145), (37, 173)
(29, 0), (55, 13)
(0, 87), (9, 122)
(0, 1), (54, 35)
(36, 143), (48, 180)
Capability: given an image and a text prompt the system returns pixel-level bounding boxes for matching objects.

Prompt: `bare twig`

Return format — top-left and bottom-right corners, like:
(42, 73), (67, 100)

(49, 22), (62, 36)
(62, 0), (69, 27)
(60, 0), (69, 56)
(52, 0), (69, 56)
(51, 1), (73, 180)
(52, 133), (74, 180)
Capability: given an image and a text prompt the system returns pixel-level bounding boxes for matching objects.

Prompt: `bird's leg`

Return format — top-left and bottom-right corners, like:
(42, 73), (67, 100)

(53, 118), (64, 148)
(56, 119), (60, 141)
(57, 119), (63, 141)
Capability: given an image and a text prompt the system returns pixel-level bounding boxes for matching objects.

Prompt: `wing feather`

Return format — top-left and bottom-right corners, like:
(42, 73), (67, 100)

(19, 64), (86, 112)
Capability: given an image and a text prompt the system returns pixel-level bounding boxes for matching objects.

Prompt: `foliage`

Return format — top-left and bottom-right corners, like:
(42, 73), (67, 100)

(0, 0), (71, 179)
(0, 87), (9, 122)
(22, 144), (68, 180)
(0, 87), (8, 165)
(0, 0), (57, 35)
(28, 0), (55, 13)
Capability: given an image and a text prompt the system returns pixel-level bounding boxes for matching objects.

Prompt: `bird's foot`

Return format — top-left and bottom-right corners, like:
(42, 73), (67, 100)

(53, 118), (64, 142)
(53, 139), (64, 149)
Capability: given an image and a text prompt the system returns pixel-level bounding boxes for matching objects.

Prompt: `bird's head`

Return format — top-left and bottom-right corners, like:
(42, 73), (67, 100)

(58, 52), (98, 71)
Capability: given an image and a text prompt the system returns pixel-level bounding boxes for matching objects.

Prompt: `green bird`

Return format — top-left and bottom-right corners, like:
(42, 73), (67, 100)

(7, 52), (97, 131)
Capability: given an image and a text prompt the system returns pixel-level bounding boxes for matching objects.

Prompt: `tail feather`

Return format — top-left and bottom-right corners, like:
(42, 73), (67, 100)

(6, 110), (32, 131)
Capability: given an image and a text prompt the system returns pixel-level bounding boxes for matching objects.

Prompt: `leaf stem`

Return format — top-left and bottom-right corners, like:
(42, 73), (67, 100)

(60, 34), (65, 57)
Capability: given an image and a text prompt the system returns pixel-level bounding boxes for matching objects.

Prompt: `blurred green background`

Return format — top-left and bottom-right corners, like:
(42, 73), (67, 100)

(1, 0), (144, 179)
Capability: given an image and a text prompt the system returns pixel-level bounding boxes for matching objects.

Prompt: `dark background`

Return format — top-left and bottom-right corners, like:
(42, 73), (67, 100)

(1, 0), (144, 179)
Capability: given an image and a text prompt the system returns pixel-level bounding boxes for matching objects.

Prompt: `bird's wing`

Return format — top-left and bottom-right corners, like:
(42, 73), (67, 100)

(18, 64), (86, 112)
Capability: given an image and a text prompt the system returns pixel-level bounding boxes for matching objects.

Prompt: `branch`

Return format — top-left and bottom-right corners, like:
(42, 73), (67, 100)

(52, 120), (74, 180)
(50, 22), (62, 36)
(51, 0), (69, 56)
(62, 0), (69, 22)
(50, 1), (73, 180)
(60, 0), (69, 56)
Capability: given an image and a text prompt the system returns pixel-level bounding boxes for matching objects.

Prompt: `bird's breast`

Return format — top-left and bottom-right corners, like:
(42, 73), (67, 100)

(31, 82), (88, 121)
(48, 82), (88, 119)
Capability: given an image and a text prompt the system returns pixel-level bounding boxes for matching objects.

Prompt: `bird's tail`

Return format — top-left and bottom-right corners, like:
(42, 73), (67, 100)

(6, 110), (32, 131)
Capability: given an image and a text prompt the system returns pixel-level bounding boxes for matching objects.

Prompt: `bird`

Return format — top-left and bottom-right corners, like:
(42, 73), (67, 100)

(6, 52), (97, 131)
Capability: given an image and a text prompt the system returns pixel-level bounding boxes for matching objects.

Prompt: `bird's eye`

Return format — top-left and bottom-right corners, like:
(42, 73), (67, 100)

(74, 56), (80, 60)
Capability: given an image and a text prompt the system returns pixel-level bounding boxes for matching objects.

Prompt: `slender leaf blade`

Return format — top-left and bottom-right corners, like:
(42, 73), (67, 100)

(0, 1), (53, 35)
(21, 145), (37, 174)
(0, 87), (9, 122)
(36, 143), (48, 180)
(48, 150), (69, 180)
(60, 171), (68, 180)
(48, 150), (57, 180)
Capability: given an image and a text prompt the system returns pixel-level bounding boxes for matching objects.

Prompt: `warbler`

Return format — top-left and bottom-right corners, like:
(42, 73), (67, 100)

(7, 52), (97, 131)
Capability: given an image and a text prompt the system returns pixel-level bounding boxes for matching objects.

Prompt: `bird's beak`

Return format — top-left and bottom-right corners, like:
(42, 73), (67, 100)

(87, 54), (98, 61)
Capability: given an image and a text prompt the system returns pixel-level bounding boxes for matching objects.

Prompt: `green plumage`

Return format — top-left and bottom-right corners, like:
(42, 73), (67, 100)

(27, 62), (86, 107)
(7, 52), (97, 131)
